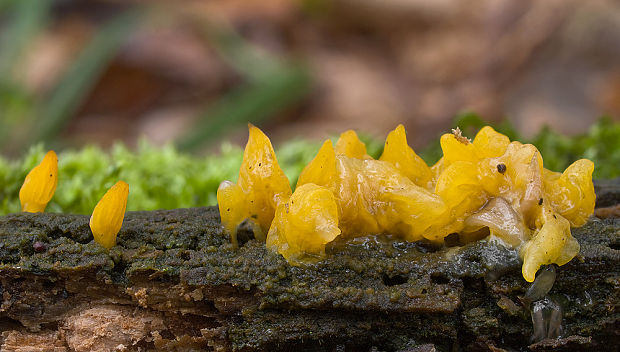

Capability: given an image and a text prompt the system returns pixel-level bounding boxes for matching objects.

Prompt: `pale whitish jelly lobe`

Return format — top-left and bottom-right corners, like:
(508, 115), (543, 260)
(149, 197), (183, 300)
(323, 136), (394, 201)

(19, 150), (59, 213)
(90, 181), (129, 249)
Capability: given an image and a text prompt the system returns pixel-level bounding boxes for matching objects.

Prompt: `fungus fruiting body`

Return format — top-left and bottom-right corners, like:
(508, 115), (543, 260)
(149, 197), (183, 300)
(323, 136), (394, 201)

(19, 150), (58, 213)
(90, 181), (129, 249)
(217, 124), (291, 247)
(218, 125), (595, 282)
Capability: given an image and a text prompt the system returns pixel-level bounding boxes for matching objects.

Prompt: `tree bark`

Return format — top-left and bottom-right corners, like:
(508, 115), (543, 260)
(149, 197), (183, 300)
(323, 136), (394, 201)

(0, 180), (618, 351)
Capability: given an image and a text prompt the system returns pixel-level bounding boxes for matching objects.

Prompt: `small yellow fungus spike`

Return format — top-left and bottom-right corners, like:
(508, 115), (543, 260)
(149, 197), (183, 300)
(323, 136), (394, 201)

(19, 150), (58, 213)
(90, 181), (129, 249)
(334, 130), (370, 159)
(266, 183), (341, 264)
(296, 139), (338, 190)
(379, 124), (432, 189)
(217, 124), (291, 247)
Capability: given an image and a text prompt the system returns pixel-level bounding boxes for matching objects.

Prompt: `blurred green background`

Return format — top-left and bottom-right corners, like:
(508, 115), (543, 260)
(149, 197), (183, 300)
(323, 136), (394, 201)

(0, 0), (619, 214)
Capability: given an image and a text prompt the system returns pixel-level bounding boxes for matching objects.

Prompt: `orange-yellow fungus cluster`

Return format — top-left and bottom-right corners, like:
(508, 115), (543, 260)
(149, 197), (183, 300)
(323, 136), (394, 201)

(217, 125), (595, 282)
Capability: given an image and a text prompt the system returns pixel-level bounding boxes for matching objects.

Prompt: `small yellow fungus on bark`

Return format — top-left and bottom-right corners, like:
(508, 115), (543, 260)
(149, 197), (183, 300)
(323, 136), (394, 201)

(19, 150), (58, 213)
(90, 181), (129, 249)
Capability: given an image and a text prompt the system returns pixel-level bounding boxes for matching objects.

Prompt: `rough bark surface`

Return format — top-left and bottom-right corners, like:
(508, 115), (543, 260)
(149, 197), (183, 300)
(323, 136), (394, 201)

(0, 180), (618, 351)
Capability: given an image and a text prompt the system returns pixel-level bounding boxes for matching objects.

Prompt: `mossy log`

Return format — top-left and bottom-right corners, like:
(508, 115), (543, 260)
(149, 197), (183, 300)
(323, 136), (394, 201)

(0, 180), (618, 352)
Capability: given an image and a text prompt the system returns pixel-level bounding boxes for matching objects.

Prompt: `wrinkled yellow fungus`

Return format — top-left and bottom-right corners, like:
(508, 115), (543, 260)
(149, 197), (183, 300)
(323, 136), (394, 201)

(19, 150), (58, 213)
(218, 124), (595, 282)
(217, 124), (291, 247)
(521, 204), (579, 282)
(297, 147), (452, 244)
(90, 181), (129, 249)
(266, 183), (341, 263)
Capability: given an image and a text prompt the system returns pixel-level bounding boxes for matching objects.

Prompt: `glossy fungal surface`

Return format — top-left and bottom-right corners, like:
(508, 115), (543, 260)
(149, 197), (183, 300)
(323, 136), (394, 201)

(218, 125), (595, 282)
(19, 150), (58, 213)
(90, 181), (129, 249)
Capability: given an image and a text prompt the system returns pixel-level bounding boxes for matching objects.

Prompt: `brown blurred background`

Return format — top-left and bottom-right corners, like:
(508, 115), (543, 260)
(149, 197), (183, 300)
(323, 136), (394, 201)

(1, 0), (619, 155)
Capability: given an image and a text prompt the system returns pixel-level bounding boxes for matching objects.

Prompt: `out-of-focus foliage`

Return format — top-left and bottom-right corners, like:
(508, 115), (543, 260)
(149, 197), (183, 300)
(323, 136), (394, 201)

(0, 117), (617, 215)
(0, 0), (142, 153)
(0, 1), (310, 155)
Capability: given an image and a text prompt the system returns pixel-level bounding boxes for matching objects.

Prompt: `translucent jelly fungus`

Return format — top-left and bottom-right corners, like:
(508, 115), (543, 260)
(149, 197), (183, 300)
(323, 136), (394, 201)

(266, 183), (341, 263)
(90, 181), (129, 249)
(334, 130), (371, 159)
(19, 150), (58, 213)
(218, 124), (595, 282)
(217, 125), (291, 247)
(379, 124), (432, 189)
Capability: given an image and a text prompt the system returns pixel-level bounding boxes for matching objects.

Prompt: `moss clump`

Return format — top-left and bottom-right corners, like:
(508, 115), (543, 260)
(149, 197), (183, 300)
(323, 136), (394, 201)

(0, 117), (618, 215)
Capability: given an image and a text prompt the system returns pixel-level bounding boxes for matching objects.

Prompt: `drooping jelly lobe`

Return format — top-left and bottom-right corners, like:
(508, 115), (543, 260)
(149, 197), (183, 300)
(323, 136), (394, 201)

(267, 183), (340, 264)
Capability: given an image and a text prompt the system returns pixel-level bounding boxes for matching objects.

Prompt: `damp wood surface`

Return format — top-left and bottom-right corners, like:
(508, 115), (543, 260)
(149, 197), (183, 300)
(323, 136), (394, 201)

(0, 180), (619, 352)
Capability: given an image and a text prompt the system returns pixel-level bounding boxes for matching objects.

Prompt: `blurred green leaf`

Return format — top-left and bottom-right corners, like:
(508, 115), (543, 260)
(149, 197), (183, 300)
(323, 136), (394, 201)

(0, 0), (51, 76)
(177, 64), (311, 151)
(34, 8), (142, 145)
(203, 24), (281, 82)
(0, 0), (50, 146)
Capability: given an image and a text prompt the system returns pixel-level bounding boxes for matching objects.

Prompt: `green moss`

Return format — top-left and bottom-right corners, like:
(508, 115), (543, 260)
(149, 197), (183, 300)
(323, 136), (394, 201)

(1, 117), (618, 215)
(0, 209), (617, 349)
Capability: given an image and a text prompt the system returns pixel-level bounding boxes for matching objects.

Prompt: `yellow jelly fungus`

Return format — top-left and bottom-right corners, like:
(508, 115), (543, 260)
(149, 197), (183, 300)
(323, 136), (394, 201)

(379, 124), (432, 189)
(543, 159), (595, 227)
(19, 150), (59, 213)
(90, 181), (129, 249)
(334, 130), (371, 159)
(220, 124), (595, 282)
(295, 142), (452, 243)
(521, 205), (580, 282)
(266, 183), (341, 263)
(296, 139), (337, 190)
(217, 124), (291, 247)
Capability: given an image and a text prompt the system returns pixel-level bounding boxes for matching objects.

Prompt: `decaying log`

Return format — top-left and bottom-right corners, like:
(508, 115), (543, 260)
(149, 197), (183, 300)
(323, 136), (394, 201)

(0, 180), (618, 352)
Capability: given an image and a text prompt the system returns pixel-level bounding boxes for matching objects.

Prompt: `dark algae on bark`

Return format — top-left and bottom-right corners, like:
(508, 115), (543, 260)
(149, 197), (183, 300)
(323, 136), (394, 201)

(0, 182), (619, 351)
